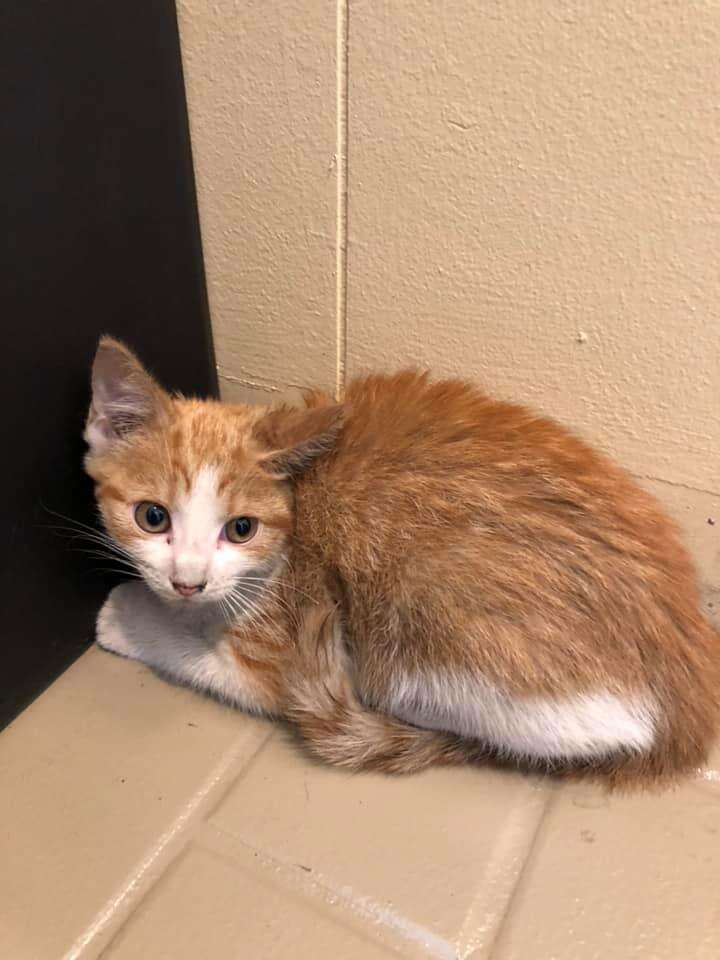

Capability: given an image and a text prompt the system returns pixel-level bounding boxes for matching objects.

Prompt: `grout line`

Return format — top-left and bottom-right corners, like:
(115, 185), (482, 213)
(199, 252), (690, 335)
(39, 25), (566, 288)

(218, 372), (281, 393)
(217, 370), (310, 394)
(334, 0), (349, 401)
(62, 728), (273, 960)
(480, 788), (558, 960)
(454, 784), (551, 959)
(633, 472), (720, 499)
(199, 821), (457, 959)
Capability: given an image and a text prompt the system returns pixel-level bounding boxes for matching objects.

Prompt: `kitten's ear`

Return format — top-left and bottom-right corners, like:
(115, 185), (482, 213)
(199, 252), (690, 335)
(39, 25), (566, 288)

(85, 336), (168, 454)
(255, 403), (345, 478)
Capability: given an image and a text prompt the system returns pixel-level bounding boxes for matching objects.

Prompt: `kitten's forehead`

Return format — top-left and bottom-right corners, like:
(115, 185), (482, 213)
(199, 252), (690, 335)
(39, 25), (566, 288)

(95, 397), (270, 508)
(161, 399), (268, 503)
(168, 399), (260, 464)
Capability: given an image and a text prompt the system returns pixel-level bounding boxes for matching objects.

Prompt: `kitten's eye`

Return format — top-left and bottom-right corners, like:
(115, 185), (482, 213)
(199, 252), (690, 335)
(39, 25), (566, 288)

(134, 502), (171, 534)
(224, 516), (258, 544)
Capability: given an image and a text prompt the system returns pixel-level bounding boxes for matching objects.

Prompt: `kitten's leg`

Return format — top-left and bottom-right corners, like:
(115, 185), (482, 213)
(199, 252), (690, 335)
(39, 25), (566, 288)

(96, 582), (278, 713)
(285, 604), (485, 773)
(96, 582), (152, 660)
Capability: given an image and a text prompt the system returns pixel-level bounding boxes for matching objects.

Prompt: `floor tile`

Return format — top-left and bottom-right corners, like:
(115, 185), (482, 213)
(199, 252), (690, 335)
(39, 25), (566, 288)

(0, 647), (270, 960)
(103, 842), (397, 960)
(210, 735), (550, 958)
(491, 770), (720, 960)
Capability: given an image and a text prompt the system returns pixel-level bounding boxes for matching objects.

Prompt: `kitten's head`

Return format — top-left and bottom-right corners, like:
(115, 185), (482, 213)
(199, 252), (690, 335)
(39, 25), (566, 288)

(84, 337), (342, 611)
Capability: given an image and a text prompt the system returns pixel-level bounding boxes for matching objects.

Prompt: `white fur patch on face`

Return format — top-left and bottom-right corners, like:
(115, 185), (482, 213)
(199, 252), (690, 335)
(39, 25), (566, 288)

(386, 671), (657, 761)
(133, 465), (261, 603)
(171, 465), (224, 586)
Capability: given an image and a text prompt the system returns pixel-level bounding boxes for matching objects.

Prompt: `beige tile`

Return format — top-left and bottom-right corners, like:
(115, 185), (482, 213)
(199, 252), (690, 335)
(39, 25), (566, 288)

(0, 646), (271, 960)
(103, 842), (396, 960)
(4, 641), (720, 960)
(210, 735), (550, 958)
(491, 773), (720, 960)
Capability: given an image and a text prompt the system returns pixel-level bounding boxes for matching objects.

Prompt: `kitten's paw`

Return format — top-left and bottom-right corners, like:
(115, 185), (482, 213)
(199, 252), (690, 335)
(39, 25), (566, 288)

(96, 582), (146, 659)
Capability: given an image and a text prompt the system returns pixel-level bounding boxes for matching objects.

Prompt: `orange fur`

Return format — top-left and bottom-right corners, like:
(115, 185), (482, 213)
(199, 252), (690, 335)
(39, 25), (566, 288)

(87, 341), (720, 787)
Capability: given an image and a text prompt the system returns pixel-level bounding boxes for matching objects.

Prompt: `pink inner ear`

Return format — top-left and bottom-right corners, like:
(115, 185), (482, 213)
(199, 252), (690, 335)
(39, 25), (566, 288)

(84, 409), (115, 452)
(86, 339), (166, 451)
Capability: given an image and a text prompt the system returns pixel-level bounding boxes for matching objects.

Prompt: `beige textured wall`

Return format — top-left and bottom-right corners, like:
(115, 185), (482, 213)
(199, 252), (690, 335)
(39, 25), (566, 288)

(177, 1), (720, 584)
(177, 0), (339, 404)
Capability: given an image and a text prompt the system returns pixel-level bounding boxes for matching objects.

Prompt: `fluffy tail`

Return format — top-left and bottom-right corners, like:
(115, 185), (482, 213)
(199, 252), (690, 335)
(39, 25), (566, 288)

(285, 604), (486, 773)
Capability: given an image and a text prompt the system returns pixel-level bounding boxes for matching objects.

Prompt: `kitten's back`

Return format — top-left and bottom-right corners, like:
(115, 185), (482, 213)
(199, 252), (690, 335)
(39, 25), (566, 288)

(294, 371), (720, 786)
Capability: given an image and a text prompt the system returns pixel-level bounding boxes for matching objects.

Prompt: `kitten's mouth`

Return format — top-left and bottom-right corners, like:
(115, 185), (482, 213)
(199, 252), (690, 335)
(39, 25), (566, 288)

(172, 581), (206, 598)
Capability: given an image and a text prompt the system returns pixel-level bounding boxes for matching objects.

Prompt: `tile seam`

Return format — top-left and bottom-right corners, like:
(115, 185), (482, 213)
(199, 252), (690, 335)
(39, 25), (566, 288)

(633, 471), (720, 499)
(335, 0), (349, 400)
(197, 820), (456, 959)
(62, 727), (274, 960)
(479, 788), (558, 960)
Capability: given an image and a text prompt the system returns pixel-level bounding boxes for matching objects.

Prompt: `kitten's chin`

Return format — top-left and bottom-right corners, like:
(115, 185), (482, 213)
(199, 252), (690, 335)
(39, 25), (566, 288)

(143, 583), (231, 626)
(143, 579), (214, 609)
(139, 566), (278, 619)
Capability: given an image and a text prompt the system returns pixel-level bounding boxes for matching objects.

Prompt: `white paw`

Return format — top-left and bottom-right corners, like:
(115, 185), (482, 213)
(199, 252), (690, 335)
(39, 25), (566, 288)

(95, 582), (147, 659)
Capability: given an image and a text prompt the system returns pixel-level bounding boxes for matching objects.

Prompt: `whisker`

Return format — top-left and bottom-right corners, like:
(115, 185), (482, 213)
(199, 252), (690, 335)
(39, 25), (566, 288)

(231, 586), (272, 630)
(238, 575), (317, 604)
(218, 597), (233, 626)
(48, 525), (136, 558)
(255, 588), (295, 620)
(223, 591), (248, 623)
(69, 549), (141, 575)
(70, 547), (138, 565)
(236, 575), (297, 604)
(41, 510), (113, 541)
(232, 590), (261, 621)
(43, 512), (139, 569)
(229, 576), (300, 626)
(93, 568), (143, 580)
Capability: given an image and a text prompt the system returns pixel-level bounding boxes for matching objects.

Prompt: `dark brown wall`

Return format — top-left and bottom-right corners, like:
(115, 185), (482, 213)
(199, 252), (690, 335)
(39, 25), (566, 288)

(0, 1), (217, 727)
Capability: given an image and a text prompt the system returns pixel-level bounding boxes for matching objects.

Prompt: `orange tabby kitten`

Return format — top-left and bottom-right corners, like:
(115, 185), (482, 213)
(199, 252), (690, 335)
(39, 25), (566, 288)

(86, 337), (720, 787)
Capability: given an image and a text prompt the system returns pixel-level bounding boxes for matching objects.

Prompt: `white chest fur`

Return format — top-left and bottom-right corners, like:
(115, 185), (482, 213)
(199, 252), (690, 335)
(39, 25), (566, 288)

(96, 582), (273, 716)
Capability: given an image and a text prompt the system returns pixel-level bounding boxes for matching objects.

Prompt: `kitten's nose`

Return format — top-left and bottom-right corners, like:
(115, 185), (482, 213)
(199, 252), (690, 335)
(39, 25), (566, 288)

(172, 581), (206, 598)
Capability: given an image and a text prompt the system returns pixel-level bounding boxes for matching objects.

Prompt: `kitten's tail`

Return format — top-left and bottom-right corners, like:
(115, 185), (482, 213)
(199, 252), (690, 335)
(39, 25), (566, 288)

(285, 604), (486, 773)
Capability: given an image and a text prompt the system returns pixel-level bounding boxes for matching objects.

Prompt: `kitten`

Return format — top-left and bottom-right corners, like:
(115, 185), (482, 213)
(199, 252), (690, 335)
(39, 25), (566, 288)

(86, 336), (720, 787)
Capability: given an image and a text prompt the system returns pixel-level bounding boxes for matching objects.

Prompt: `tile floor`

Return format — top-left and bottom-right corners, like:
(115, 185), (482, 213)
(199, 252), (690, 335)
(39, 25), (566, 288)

(2, 639), (719, 959)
